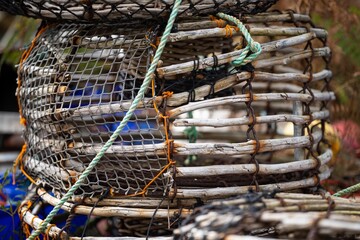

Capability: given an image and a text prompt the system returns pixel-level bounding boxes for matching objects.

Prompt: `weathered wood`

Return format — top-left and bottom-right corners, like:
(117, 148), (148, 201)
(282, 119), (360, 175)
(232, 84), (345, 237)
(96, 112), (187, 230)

(260, 212), (360, 233)
(168, 92), (335, 117)
(176, 13), (312, 31)
(173, 110), (329, 127)
(19, 84), (65, 97)
(25, 88), (334, 122)
(162, 72), (330, 107)
(74, 129), (322, 157)
(275, 192), (360, 203)
(170, 167), (331, 199)
(37, 188), (191, 218)
(293, 101), (304, 161)
(235, 82), (321, 94)
(73, 196), (199, 208)
(266, 201), (360, 212)
(19, 189), (67, 239)
(24, 157), (79, 182)
(167, 28), (323, 43)
(176, 149), (331, 177)
(157, 47), (330, 77)
(253, 47), (331, 69)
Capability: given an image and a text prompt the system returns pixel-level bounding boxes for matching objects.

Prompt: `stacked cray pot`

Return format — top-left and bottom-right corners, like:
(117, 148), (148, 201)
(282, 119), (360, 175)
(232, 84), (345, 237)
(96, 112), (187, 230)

(0, 0), (347, 239)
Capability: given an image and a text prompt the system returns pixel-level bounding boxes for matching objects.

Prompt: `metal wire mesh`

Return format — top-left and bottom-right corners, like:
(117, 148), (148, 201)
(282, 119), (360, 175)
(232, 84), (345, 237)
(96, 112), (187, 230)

(0, 0), (278, 22)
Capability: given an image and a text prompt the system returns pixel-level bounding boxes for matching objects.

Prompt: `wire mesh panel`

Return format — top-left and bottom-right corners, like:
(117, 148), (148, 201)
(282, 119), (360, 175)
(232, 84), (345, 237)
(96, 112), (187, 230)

(0, 0), (278, 22)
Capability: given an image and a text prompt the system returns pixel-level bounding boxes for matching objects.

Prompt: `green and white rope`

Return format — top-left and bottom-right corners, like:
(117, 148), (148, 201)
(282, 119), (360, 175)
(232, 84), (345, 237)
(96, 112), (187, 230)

(217, 12), (262, 66)
(333, 183), (360, 197)
(27, 0), (183, 239)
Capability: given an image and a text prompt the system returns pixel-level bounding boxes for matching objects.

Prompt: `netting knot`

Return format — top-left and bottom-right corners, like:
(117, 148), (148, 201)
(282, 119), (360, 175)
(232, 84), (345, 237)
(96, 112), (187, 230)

(210, 15), (226, 28)
(20, 117), (27, 126)
(162, 91), (173, 98)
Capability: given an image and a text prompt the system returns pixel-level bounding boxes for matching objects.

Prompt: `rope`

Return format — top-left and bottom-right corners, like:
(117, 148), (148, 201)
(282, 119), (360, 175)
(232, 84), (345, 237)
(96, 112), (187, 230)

(26, 0), (183, 238)
(14, 24), (48, 185)
(216, 13), (262, 66)
(333, 183), (360, 197)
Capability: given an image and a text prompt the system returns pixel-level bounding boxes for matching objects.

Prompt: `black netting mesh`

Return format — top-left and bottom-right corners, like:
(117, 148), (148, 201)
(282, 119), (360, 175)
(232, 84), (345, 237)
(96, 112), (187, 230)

(0, 0), (277, 22)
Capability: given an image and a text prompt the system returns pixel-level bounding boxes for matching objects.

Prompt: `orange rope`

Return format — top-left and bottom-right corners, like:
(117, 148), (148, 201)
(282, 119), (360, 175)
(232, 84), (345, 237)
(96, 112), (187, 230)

(30, 215), (38, 226)
(14, 24), (48, 184)
(145, 34), (158, 50)
(210, 15), (226, 28)
(44, 224), (57, 240)
(224, 24), (239, 38)
(18, 201), (35, 239)
(109, 188), (115, 196)
(13, 143), (37, 184)
(17, 25), (48, 126)
(156, 37), (161, 46)
(12, 143), (27, 184)
(126, 81), (175, 197)
(18, 200), (32, 221)
(19, 144), (37, 184)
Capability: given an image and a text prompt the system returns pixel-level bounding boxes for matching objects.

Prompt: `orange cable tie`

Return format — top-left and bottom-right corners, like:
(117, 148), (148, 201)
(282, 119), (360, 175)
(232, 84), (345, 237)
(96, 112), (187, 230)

(210, 15), (226, 28)
(109, 188), (115, 196)
(30, 215), (38, 226)
(17, 25), (49, 126)
(20, 159), (37, 184)
(12, 143), (27, 184)
(45, 224), (57, 240)
(224, 24), (238, 38)
(130, 79), (176, 196)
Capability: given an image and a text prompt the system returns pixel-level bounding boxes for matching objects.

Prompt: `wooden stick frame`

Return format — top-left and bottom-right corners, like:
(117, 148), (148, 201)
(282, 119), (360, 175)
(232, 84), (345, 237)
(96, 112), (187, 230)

(19, 187), (360, 239)
(19, 11), (335, 200)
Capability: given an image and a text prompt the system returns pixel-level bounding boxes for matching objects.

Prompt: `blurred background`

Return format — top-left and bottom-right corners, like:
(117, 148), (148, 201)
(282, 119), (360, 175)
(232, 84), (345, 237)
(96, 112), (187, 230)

(275, 0), (360, 194)
(0, 0), (359, 237)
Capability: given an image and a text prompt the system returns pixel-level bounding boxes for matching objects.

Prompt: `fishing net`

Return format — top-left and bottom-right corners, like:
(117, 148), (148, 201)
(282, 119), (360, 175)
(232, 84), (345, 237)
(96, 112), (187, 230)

(17, 10), (335, 200)
(0, 0), (278, 22)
